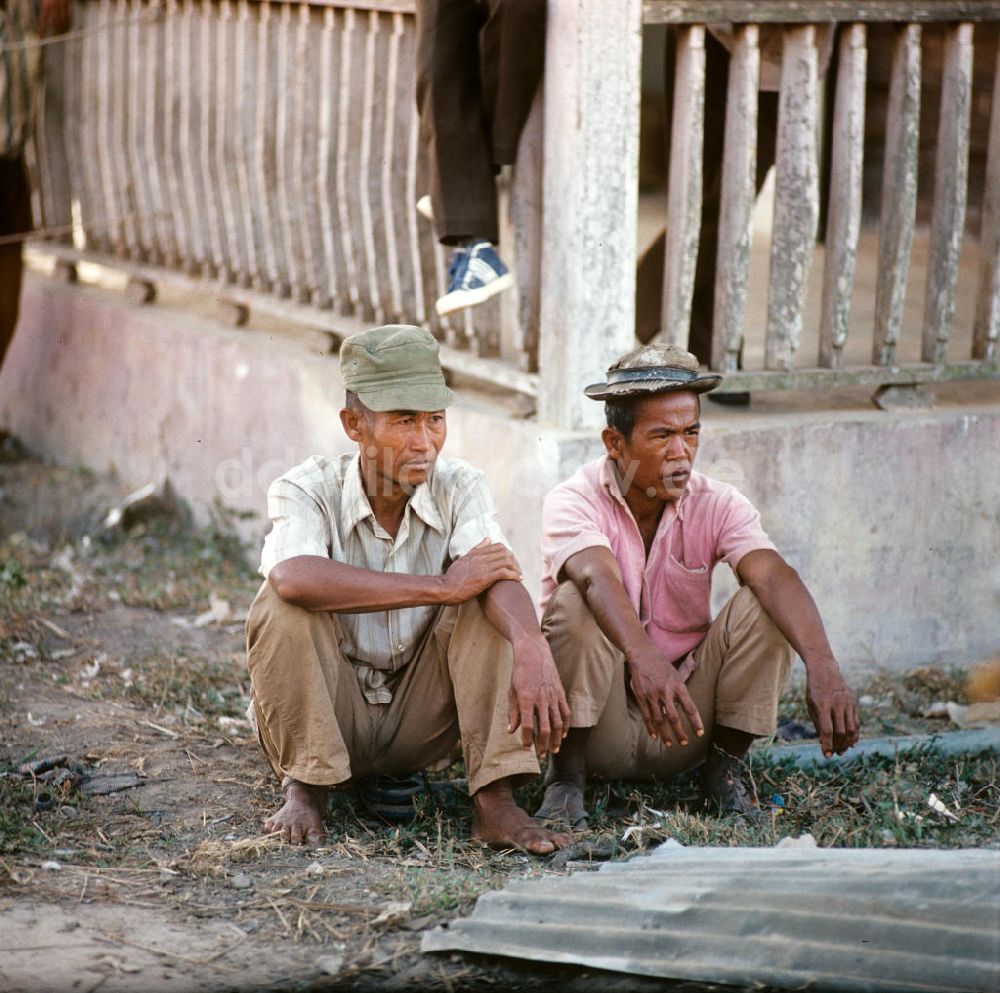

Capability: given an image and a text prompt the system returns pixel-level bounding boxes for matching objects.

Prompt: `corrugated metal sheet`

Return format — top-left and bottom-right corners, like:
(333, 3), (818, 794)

(423, 845), (1000, 992)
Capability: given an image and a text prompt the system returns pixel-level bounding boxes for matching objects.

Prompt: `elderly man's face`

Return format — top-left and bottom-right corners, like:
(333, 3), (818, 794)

(344, 408), (448, 493)
(604, 392), (701, 503)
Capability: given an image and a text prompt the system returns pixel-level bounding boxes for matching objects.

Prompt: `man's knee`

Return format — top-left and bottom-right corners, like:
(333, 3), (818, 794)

(246, 579), (314, 653)
(725, 586), (793, 675)
(542, 581), (619, 682)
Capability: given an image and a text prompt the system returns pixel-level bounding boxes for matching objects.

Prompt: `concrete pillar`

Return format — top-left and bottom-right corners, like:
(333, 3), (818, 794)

(538, 0), (642, 430)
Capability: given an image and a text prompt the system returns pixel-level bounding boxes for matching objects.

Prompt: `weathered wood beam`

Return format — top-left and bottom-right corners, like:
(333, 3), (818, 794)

(872, 24), (921, 367)
(711, 24), (758, 372)
(921, 23), (973, 365)
(644, 1), (1000, 24)
(973, 41), (1000, 363)
(539, 0), (642, 429)
(818, 24), (866, 370)
(712, 361), (1000, 393)
(660, 25), (705, 349)
(765, 25), (819, 372)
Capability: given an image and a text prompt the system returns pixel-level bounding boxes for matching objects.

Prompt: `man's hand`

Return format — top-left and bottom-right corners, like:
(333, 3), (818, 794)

(441, 539), (522, 605)
(506, 635), (570, 758)
(39, 0), (72, 36)
(626, 649), (704, 747)
(805, 664), (860, 758)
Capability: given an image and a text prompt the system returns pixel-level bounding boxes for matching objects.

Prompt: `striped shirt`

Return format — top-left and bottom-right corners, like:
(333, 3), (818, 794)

(259, 453), (509, 704)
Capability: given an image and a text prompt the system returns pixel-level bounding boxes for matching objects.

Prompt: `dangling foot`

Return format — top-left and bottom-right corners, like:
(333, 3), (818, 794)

(265, 776), (329, 845)
(435, 240), (513, 317)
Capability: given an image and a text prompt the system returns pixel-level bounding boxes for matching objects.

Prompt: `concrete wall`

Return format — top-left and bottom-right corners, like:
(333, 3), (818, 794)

(3, 274), (999, 673)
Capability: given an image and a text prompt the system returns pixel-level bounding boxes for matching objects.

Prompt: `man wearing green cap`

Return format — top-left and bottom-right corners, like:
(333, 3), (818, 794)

(245, 324), (571, 852)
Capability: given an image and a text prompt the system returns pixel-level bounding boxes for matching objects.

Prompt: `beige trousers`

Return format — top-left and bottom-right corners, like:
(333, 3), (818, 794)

(245, 582), (539, 794)
(542, 581), (793, 780)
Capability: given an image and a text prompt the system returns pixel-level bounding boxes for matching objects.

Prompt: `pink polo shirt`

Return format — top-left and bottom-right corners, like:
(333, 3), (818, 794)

(540, 455), (777, 664)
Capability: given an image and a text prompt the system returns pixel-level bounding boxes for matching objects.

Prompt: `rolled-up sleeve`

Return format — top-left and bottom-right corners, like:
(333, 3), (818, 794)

(541, 485), (613, 586)
(259, 478), (332, 577)
(714, 487), (777, 570)
(447, 471), (510, 560)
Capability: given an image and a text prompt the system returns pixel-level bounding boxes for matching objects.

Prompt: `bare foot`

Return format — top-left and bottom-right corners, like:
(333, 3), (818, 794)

(472, 779), (573, 855)
(265, 777), (328, 845)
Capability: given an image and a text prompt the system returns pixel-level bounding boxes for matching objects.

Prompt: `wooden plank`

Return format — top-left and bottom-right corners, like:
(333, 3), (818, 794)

(707, 361), (1000, 393)
(818, 23), (867, 369)
(710, 24), (758, 373)
(379, 12), (405, 320)
(142, 0), (173, 265)
(921, 23), (973, 365)
(336, 7), (362, 312)
(660, 25), (705, 349)
(401, 21), (426, 324)
(973, 40), (1000, 362)
(315, 6), (339, 307)
(292, 2), (321, 303)
(214, 0), (244, 283)
(643, 1), (1000, 24)
(274, 1), (301, 297)
(872, 25), (921, 366)
(234, 0), (259, 285)
(538, 0), (642, 429)
(113, 0), (140, 259)
(765, 25), (819, 372)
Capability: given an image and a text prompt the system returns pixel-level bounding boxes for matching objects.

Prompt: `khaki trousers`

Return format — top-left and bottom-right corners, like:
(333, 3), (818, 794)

(245, 583), (538, 794)
(542, 582), (793, 780)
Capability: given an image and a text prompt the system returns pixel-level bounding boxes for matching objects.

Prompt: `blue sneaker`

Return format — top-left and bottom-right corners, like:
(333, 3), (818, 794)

(435, 240), (514, 317)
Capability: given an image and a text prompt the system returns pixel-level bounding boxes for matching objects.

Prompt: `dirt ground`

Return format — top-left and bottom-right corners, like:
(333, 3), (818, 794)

(1, 447), (996, 993)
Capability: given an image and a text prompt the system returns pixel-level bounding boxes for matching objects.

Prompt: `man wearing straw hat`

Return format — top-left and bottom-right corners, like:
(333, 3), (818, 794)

(246, 324), (571, 852)
(535, 343), (859, 828)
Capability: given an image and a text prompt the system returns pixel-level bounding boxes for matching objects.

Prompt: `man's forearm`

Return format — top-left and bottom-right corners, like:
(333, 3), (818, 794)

(480, 580), (544, 649)
(268, 555), (446, 613)
(746, 563), (837, 671)
(574, 569), (657, 663)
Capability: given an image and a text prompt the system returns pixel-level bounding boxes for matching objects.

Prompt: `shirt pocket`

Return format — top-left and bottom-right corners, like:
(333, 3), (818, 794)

(649, 554), (713, 636)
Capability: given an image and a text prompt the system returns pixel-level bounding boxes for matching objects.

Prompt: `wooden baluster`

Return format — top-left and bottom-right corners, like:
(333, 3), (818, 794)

(293, 2), (321, 304)
(233, 0), (257, 287)
(873, 24), (921, 367)
(973, 40), (1000, 363)
(315, 7), (339, 309)
(142, 0), (172, 266)
(357, 10), (383, 322)
(60, 9), (84, 248)
(114, 0), (140, 260)
(178, 0), (206, 273)
(274, 2), (299, 297)
(96, 0), (122, 252)
(765, 25), (819, 372)
(252, 2), (279, 291)
(711, 23), (758, 372)
(400, 13), (426, 325)
(661, 24), (705, 348)
(380, 11), (406, 322)
(336, 8), (361, 314)
(214, 0), (242, 284)
(922, 23), (973, 365)
(163, 0), (190, 270)
(819, 23), (867, 369)
(128, 0), (155, 262)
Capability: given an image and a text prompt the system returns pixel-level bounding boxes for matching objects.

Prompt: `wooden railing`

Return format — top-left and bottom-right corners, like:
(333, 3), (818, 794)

(27, 0), (541, 397)
(642, 1), (1000, 395)
(23, 0), (1000, 430)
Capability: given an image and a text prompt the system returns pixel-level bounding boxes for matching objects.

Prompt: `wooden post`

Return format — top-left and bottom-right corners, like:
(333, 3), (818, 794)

(921, 23), (973, 365)
(872, 24), (921, 367)
(508, 87), (545, 373)
(765, 25), (820, 371)
(711, 24), (759, 372)
(660, 25), (705, 349)
(538, 0), (642, 430)
(818, 23), (866, 369)
(973, 40), (1000, 363)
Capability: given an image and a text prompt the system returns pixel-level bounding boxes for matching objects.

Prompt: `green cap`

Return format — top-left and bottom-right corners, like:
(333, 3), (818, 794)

(340, 325), (454, 412)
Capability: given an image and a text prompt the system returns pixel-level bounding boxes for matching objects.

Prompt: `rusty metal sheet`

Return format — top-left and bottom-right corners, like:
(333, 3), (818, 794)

(423, 845), (1000, 992)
